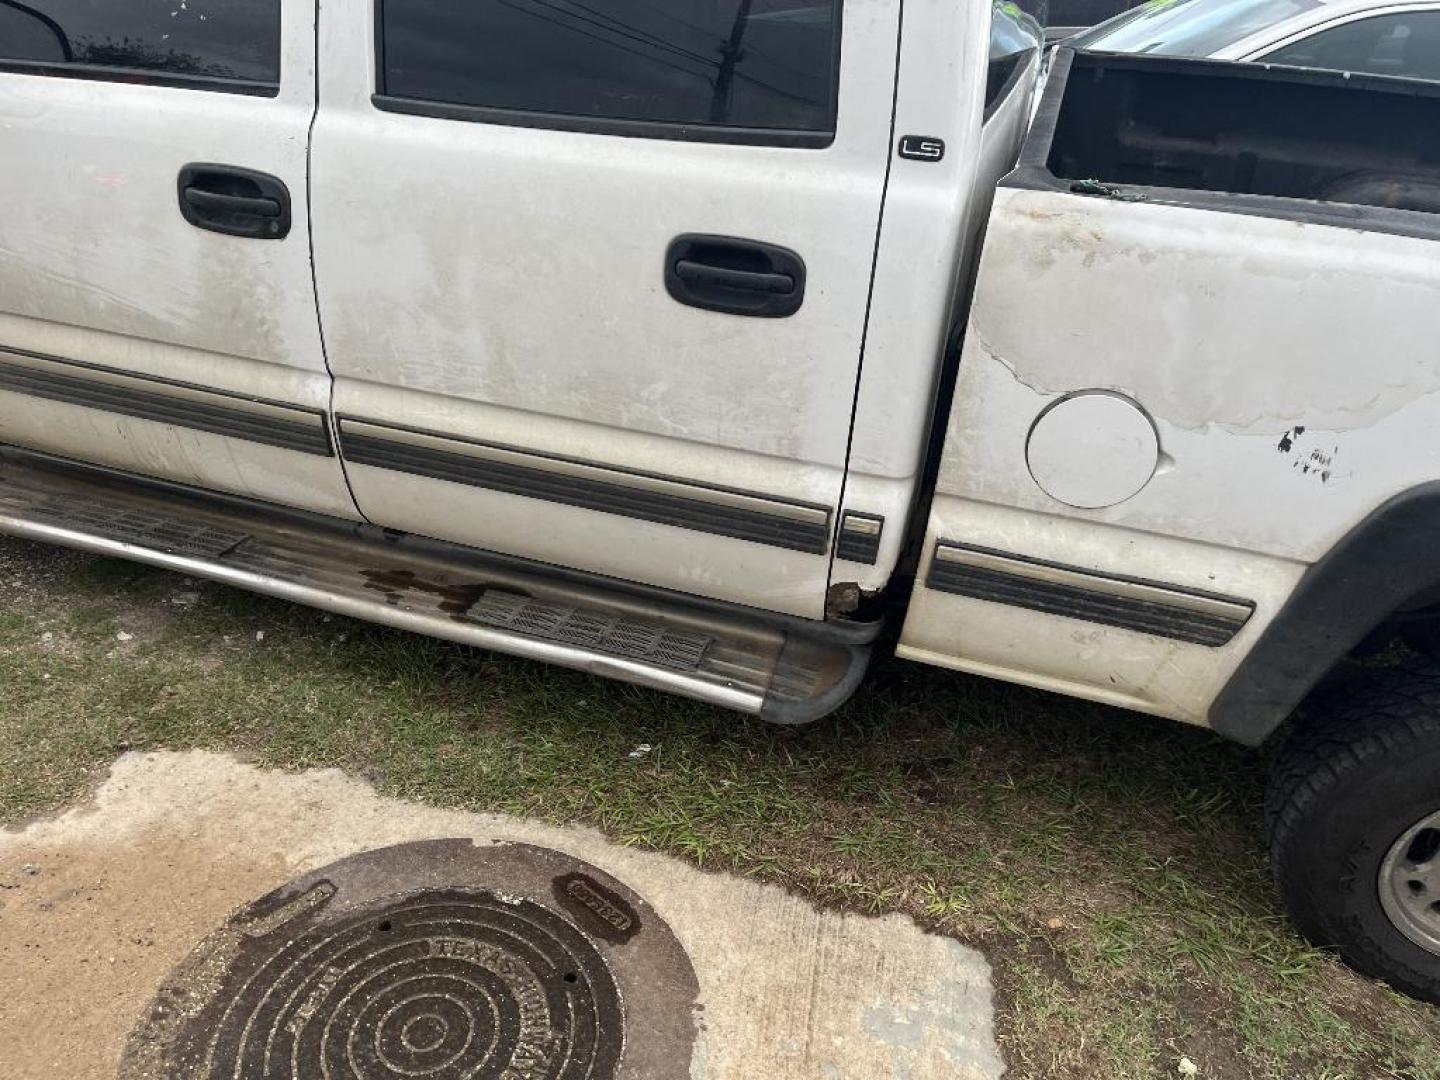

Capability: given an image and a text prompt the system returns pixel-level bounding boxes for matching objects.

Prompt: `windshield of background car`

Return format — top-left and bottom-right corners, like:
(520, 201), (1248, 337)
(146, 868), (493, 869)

(1070, 0), (1322, 56)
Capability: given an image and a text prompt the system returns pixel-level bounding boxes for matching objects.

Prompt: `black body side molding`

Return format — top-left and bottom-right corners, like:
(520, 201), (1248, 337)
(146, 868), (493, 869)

(0, 350), (332, 456)
(337, 418), (831, 555)
(1211, 482), (1440, 745)
(926, 541), (1253, 647)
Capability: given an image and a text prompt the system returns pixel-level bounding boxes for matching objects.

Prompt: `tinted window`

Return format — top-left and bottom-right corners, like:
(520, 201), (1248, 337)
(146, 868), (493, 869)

(379, 0), (841, 136)
(986, 1), (1042, 114)
(0, 0), (280, 84)
(1265, 12), (1440, 82)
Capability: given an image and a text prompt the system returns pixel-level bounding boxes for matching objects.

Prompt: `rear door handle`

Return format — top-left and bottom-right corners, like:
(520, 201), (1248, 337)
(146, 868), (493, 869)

(665, 234), (806, 318)
(183, 188), (281, 218)
(177, 163), (291, 239)
(673, 260), (795, 295)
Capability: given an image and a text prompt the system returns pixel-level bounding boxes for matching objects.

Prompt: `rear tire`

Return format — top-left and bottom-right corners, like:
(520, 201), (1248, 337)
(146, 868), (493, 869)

(1267, 657), (1440, 1003)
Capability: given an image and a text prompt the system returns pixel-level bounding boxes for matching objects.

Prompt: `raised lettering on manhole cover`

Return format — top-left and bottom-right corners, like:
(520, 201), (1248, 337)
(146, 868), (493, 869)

(121, 839), (699, 1079)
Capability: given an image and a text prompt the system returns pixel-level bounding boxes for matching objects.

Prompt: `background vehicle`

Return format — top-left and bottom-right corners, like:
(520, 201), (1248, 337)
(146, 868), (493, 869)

(1072, 0), (1440, 81)
(1, 0), (1438, 1005)
(1048, 0), (1140, 37)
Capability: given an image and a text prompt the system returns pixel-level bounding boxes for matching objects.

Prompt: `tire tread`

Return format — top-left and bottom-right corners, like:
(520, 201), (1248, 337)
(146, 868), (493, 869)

(1267, 657), (1440, 1002)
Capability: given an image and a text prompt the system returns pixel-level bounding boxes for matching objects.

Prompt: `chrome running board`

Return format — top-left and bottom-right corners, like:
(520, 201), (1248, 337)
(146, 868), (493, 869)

(0, 447), (876, 723)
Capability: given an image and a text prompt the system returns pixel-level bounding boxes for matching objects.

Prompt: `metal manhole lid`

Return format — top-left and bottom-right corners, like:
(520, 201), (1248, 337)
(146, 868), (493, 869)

(121, 839), (699, 1079)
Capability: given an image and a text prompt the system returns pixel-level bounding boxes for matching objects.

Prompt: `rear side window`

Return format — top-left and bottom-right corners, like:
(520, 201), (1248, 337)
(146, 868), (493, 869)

(377, 0), (843, 146)
(0, 0), (280, 91)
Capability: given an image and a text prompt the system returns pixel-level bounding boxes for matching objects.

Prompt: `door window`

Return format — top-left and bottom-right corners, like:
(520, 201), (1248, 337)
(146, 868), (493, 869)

(1263, 10), (1440, 81)
(0, 0), (280, 89)
(376, 0), (842, 143)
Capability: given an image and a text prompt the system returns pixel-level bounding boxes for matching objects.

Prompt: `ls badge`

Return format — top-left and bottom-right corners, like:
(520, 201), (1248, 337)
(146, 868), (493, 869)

(898, 135), (945, 162)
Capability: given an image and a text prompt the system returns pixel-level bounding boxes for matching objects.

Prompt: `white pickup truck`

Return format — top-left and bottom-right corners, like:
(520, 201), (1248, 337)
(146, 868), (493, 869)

(2, 0), (1439, 1004)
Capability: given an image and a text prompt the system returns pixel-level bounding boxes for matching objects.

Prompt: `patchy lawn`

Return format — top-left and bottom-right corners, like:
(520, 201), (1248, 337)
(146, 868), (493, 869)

(1, 537), (1436, 1079)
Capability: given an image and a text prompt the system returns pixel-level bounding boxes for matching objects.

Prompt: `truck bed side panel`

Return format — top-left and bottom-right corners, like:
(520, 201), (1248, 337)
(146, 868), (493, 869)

(899, 52), (1440, 730)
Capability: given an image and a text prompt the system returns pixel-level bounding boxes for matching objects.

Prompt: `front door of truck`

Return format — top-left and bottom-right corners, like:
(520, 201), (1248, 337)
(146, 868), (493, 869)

(0, 0), (357, 519)
(312, 0), (900, 618)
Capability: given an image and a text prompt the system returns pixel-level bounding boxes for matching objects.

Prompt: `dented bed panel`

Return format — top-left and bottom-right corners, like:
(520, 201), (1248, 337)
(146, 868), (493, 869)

(945, 188), (1440, 562)
(901, 52), (1440, 730)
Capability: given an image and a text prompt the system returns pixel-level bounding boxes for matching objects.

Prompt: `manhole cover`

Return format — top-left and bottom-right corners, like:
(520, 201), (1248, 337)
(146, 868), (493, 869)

(122, 839), (699, 1079)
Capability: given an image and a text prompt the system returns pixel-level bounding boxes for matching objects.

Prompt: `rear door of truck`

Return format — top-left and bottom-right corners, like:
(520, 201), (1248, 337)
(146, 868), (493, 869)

(0, 0), (357, 521)
(310, 0), (902, 620)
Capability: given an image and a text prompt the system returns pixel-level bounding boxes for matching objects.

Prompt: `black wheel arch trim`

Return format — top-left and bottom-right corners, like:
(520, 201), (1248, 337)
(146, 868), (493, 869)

(1210, 481), (1440, 745)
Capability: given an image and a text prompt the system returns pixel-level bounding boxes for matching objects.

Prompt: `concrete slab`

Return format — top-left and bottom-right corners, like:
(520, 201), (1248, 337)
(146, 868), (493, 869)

(0, 751), (1002, 1079)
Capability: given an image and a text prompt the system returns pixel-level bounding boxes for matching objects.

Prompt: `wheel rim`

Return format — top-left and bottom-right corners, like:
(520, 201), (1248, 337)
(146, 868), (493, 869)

(1379, 809), (1440, 956)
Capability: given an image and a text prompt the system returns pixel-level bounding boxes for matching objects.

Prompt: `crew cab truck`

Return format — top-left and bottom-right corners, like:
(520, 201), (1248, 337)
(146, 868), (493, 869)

(1, 0), (1438, 1004)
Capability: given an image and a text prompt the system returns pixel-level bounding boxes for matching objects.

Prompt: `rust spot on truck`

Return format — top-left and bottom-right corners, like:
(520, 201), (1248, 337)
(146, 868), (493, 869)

(1276, 427), (1339, 483)
(360, 568), (488, 615)
(1294, 446), (1337, 484)
(1277, 425), (1305, 453)
(826, 581), (862, 618)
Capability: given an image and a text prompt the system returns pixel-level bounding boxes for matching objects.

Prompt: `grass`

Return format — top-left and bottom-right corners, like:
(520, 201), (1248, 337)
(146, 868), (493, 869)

(2, 537), (1438, 1078)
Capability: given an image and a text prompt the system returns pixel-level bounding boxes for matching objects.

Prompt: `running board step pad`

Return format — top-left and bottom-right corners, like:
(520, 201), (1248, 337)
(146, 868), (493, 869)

(0, 451), (868, 722)
(29, 499), (251, 560)
(468, 592), (713, 672)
